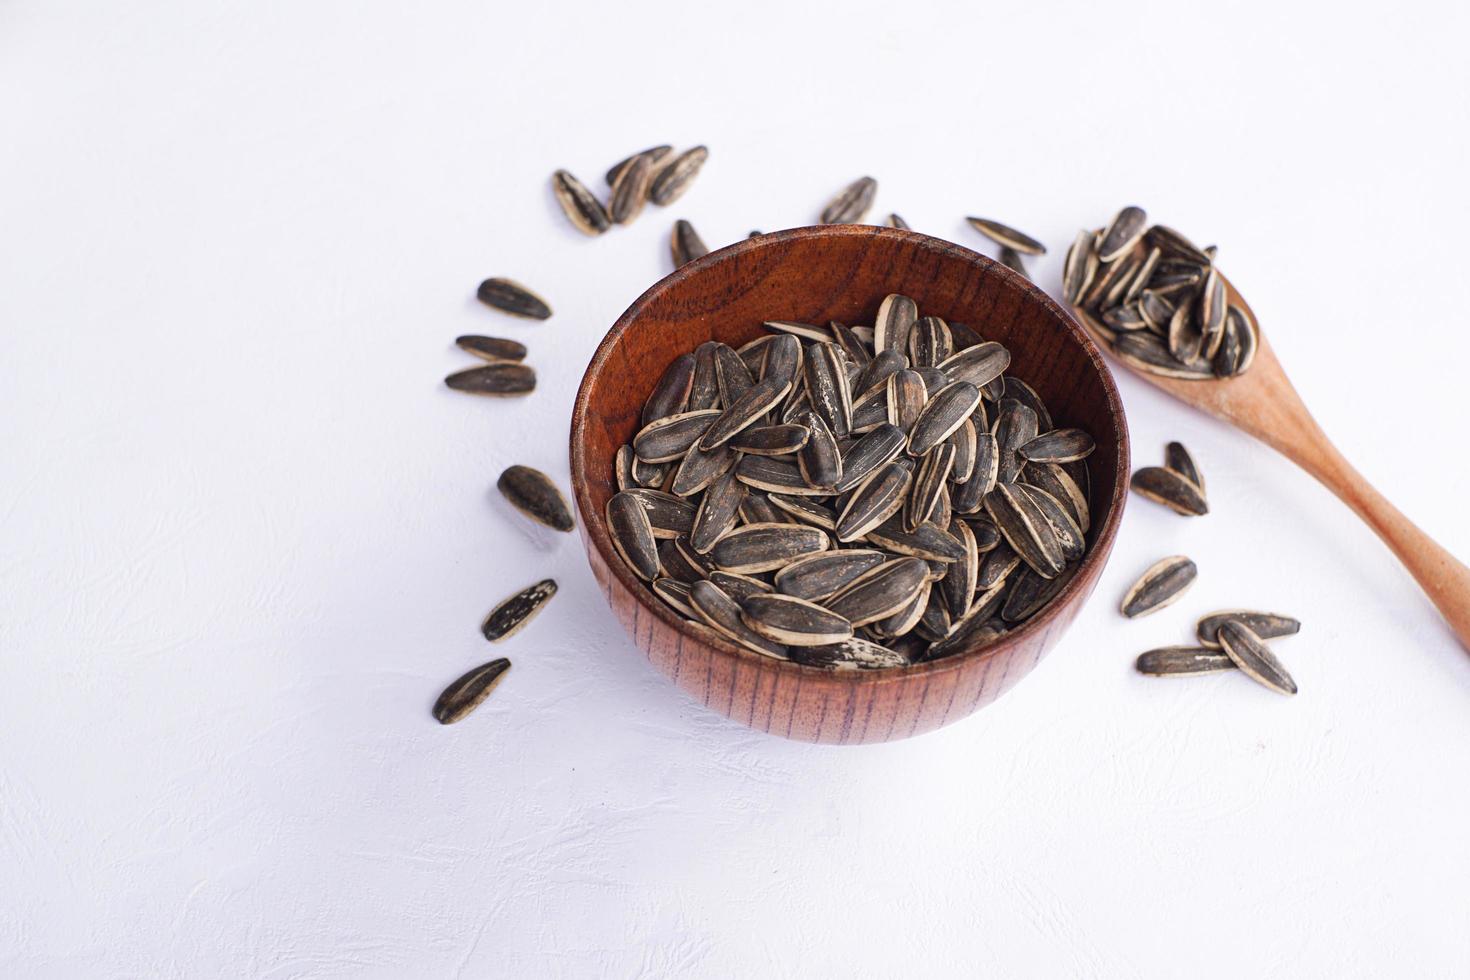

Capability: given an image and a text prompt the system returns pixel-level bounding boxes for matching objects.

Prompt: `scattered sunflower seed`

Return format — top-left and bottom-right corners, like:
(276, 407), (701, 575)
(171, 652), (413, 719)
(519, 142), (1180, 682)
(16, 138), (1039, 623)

(1120, 555), (1197, 618)
(1218, 621), (1298, 696)
(608, 154), (654, 225)
(965, 217), (1046, 256)
(1196, 610), (1301, 648)
(648, 146), (709, 206)
(481, 579), (558, 642)
(445, 363), (536, 396)
(498, 465), (575, 531)
(433, 658), (510, 725)
(821, 176), (878, 224)
(605, 145), (673, 186)
(476, 278), (552, 319)
(670, 219), (709, 267)
(1135, 646), (1236, 677)
(551, 170), (611, 236)
(1131, 466), (1209, 516)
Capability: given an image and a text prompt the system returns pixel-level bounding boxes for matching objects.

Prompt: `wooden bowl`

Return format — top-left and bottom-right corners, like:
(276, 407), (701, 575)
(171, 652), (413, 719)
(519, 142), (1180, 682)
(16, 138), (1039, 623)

(569, 225), (1129, 743)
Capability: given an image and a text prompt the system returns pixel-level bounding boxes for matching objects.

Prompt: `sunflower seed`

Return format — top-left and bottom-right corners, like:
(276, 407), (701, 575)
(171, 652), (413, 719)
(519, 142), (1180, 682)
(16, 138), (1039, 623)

(735, 455), (825, 496)
(1146, 224), (1211, 264)
(1131, 466), (1209, 516)
(741, 593), (853, 646)
(708, 343), (754, 408)
(1120, 555), (1197, 618)
(1019, 484), (1084, 561)
(761, 334), (803, 386)
(1104, 305), (1148, 332)
(884, 213), (911, 230)
(657, 537), (704, 582)
(445, 363), (536, 396)
(652, 577), (697, 617)
(821, 176), (878, 224)
(624, 487), (697, 539)
(1230, 305), (1258, 374)
(615, 444), (636, 492)
(689, 580), (788, 658)
(938, 342), (1010, 389)
(607, 491), (660, 580)
(1019, 429), (1095, 463)
(965, 217), (1046, 255)
(605, 145), (673, 186)
(768, 493), (837, 530)
(632, 456), (670, 489)
(939, 520), (978, 621)
(1097, 206), (1147, 262)
(688, 342), (721, 410)
(1218, 621), (1297, 696)
(853, 348), (907, 397)
(456, 335), (527, 362)
(830, 321), (871, 366)
(687, 468), (746, 553)
(835, 458), (913, 541)
(1022, 462), (1089, 533)
(795, 409), (843, 489)
(905, 443), (955, 531)
(906, 316), (953, 368)
(799, 342), (851, 437)
(946, 418), (977, 484)
(1167, 303), (1202, 362)
(707, 570), (772, 603)
(1135, 646), (1237, 677)
(773, 549), (886, 602)
(824, 557), (930, 626)
(481, 579), (558, 642)
(1123, 247), (1162, 305)
(671, 219), (709, 267)
(867, 515), (967, 562)
(698, 376), (789, 450)
(886, 369), (927, 435)
(731, 423), (809, 455)
(764, 320), (834, 343)
(1113, 331), (1215, 379)
(1001, 563), (1076, 622)
(476, 278), (551, 319)
(551, 170), (611, 236)
(670, 440), (735, 497)
(433, 658), (511, 724)
(608, 153), (654, 224)
(993, 398), (1038, 485)
(710, 522), (828, 573)
(634, 409), (722, 463)
(873, 294), (919, 355)
(1197, 611), (1301, 648)
(1213, 313), (1243, 377)
(926, 601), (1007, 659)
(831, 422), (905, 493)
(907, 381), (980, 456)
(649, 145), (709, 206)
(1062, 230), (1097, 304)
(793, 637), (908, 670)
(874, 578), (930, 637)
(642, 354), (696, 425)
(984, 482), (1064, 578)
(976, 540), (1020, 591)
(498, 465), (574, 531)
(1164, 441), (1204, 494)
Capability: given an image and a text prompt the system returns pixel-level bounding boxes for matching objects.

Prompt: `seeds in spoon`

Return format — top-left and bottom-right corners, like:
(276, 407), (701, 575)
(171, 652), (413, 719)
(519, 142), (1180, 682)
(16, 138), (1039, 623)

(498, 465), (575, 531)
(965, 216), (1046, 255)
(481, 579), (558, 642)
(1120, 556), (1197, 618)
(476, 278), (552, 319)
(1097, 206), (1147, 262)
(433, 658), (511, 725)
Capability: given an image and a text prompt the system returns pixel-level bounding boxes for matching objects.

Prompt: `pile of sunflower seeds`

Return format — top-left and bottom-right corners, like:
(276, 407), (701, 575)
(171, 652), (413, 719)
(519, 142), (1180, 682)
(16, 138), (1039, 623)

(1064, 207), (1258, 380)
(604, 295), (1097, 669)
(1136, 610), (1302, 695)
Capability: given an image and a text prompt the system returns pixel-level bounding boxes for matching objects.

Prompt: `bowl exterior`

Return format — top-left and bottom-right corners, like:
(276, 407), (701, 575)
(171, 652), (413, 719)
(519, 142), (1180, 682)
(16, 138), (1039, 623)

(570, 225), (1128, 744)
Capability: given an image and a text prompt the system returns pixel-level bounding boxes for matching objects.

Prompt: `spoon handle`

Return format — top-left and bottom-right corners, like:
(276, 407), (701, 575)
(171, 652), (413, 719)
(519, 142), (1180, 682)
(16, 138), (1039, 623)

(1273, 418), (1470, 652)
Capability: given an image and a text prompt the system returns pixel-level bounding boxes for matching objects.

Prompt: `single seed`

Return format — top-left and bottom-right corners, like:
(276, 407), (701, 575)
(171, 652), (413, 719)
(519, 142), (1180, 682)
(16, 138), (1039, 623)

(984, 482), (1064, 578)
(445, 363), (536, 396)
(624, 487), (697, 538)
(965, 216), (1046, 255)
(700, 376), (791, 450)
(905, 443), (956, 531)
(605, 145), (673, 186)
(1197, 610), (1301, 648)
(689, 580), (788, 659)
(1164, 441), (1204, 494)
(634, 409), (722, 463)
(938, 342), (1011, 389)
(670, 440), (736, 497)
(774, 550), (887, 602)
(731, 423), (809, 455)
(835, 458), (913, 541)
(652, 577), (697, 618)
(710, 522), (829, 574)
(707, 570), (772, 604)
(792, 637), (908, 669)
(711, 343), (754, 408)
(607, 491), (660, 580)
(433, 658), (511, 725)
(649, 145), (709, 206)
(1218, 621), (1298, 696)
(476, 278), (552, 319)
(796, 409), (843, 489)
(481, 579), (558, 642)
(1019, 429), (1096, 463)
(608, 153), (654, 224)
(821, 176), (878, 224)
(498, 465), (574, 531)
(999, 247), (1029, 278)
(1120, 555), (1197, 618)
(551, 170), (611, 236)
(642, 354), (697, 425)
(824, 557), (930, 627)
(735, 455), (828, 496)
(1097, 206), (1147, 262)
(886, 369), (927, 435)
(867, 515), (967, 562)
(1135, 646), (1237, 677)
(907, 381), (981, 456)
(1130, 466), (1209, 516)
(455, 335), (527, 362)
(688, 341), (721, 410)
(670, 219), (709, 267)
(873, 294), (919, 355)
(741, 593), (854, 646)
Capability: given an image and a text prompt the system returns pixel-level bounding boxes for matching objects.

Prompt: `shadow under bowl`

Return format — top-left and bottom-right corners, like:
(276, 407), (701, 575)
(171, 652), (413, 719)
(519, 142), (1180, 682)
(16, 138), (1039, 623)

(569, 225), (1129, 743)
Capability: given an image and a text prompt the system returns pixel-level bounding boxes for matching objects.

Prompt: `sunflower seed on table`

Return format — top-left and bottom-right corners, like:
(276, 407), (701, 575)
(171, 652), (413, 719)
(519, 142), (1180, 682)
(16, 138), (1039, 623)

(607, 491), (660, 580)
(1135, 647), (1237, 677)
(884, 213), (911, 230)
(648, 145), (709, 206)
(965, 217), (1046, 255)
(1019, 429), (1096, 464)
(605, 145), (673, 186)
(1197, 610), (1301, 647)
(689, 580), (788, 659)
(670, 219), (709, 267)
(1131, 466), (1209, 515)
(455, 335), (527, 363)
(710, 522), (828, 573)
(1164, 441), (1204, 493)
(708, 570), (772, 603)
(1120, 555), (1197, 618)
(481, 579), (558, 642)
(821, 176), (878, 224)
(998, 247), (1029, 278)
(608, 153), (654, 224)
(445, 363), (536, 396)
(1217, 621), (1297, 695)
(433, 658), (511, 725)
(551, 170), (611, 236)
(498, 465), (574, 532)
(476, 278), (552, 319)
(633, 409), (722, 463)
(741, 593), (854, 646)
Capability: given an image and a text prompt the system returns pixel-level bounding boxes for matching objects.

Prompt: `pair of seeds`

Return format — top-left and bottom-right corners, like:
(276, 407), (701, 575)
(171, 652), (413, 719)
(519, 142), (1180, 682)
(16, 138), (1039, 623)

(606, 295), (1097, 669)
(552, 145), (710, 235)
(1131, 441), (1208, 516)
(1064, 206), (1258, 380)
(433, 577), (561, 724)
(1135, 610), (1302, 696)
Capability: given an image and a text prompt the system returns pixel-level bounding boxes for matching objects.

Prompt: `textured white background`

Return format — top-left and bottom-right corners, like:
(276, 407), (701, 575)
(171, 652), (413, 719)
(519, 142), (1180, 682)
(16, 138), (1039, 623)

(3, 0), (1469, 976)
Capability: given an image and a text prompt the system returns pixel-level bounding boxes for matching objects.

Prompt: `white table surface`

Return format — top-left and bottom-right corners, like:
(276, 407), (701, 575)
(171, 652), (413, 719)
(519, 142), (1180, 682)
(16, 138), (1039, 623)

(4, 1), (1469, 976)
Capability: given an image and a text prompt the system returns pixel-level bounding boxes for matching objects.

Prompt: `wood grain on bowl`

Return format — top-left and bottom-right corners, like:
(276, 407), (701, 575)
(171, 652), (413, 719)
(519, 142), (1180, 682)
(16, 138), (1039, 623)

(570, 225), (1129, 743)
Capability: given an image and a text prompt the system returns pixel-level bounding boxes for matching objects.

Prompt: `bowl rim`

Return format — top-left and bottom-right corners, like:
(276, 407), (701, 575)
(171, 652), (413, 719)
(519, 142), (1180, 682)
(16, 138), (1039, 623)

(569, 224), (1129, 686)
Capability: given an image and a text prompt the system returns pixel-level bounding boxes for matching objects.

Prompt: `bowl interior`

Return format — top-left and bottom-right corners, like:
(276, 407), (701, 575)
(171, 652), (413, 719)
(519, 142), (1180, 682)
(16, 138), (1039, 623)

(571, 225), (1127, 671)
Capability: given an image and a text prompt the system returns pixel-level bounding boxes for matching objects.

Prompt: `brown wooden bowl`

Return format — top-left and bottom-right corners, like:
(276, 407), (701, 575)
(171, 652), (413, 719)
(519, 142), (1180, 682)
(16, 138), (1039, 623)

(569, 225), (1129, 743)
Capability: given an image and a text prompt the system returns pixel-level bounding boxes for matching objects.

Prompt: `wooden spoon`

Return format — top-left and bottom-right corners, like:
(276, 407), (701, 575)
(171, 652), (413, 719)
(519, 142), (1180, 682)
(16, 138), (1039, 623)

(1072, 274), (1470, 652)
